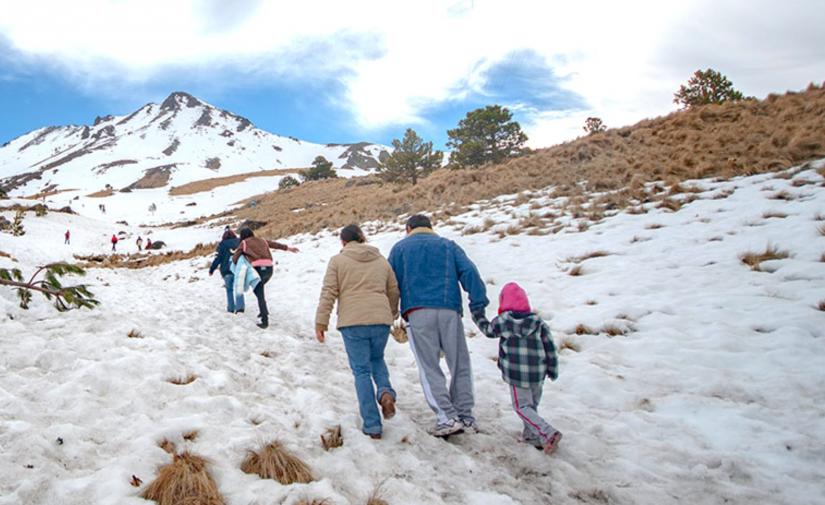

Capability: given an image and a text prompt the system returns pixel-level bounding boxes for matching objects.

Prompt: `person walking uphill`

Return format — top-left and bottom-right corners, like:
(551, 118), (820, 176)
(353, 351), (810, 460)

(110, 234), (118, 252)
(315, 224), (400, 439)
(209, 229), (243, 313)
(472, 282), (562, 454)
(232, 227), (299, 329)
(388, 214), (489, 437)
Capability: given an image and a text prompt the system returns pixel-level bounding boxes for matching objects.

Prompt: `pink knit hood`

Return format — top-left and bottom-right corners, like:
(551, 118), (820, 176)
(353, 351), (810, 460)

(498, 282), (532, 315)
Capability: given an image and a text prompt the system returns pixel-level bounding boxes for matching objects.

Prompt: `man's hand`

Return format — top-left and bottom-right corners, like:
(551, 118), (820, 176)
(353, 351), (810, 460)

(287, 246), (300, 253)
(315, 328), (325, 343)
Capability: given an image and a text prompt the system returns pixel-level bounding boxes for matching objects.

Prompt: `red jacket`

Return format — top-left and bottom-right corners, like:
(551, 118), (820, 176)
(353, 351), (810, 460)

(111, 235), (118, 244)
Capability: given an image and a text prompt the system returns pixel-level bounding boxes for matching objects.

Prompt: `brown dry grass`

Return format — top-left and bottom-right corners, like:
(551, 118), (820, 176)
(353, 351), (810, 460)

(739, 244), (791, 271)
(127, 329), (144, 339)
(295, 500), (330, 505)
(74, 242), (215, 269)
(169, 168), (300, 196)
(366, 486), (389, 505)
(762, 210), (788, 219)
(22, 188), (77, 200)
(558, 338), (581, 353)
(0, 250), (16, 261)
(820, 252), (825, 263)
(567, 250), (611, 263)
(183, 430), (199, 442)
(240, 441), (314, 484)
(158, 438), (177, 455)
(141, 452), (225, 505)
(168, 374), (197, 385)
(222, 86), (825, 241)
(568, 265), (584, 276)
(87, 187), (114, 198)
(818, 224), (825, 236)
(320, 425), (343, 451)
(817, 300), (825, 311)
(769, 190), (796, 201)
(574, 324), (596, 335)
(602, 324), (628, 337)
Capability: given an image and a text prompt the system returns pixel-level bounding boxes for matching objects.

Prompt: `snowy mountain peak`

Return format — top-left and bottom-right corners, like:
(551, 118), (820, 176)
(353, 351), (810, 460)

(0, 92), (390, 223)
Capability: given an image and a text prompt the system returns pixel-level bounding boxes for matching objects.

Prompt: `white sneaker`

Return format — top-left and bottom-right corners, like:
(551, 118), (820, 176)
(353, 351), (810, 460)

(430, 418), (464, 438)
(460, 418), (479, 434)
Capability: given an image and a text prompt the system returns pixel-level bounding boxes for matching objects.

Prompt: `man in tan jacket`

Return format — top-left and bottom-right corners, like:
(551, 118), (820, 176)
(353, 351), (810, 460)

(315, 224), (400, 439)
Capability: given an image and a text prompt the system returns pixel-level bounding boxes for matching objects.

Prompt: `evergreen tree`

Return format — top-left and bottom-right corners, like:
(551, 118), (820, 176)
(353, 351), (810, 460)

(0, 263), (99, 311)
(11, 209), (25, 236)
(446, 105), (527, 168)
(378, 129), (443, 185)
(674, 69), (744, 109)
(583, 117), (606, 135)
(0, 187), (8, 199)
(278, 175), (300, 190)
(301, 156), (337, 181)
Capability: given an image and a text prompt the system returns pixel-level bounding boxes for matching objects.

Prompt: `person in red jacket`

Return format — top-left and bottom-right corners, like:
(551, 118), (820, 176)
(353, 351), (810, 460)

(111, 234), (118, 252)
(64, 229), (70, 245)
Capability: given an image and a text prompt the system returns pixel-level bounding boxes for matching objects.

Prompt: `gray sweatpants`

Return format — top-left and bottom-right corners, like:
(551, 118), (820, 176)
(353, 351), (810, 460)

(509, 382), (557, 445)
(407, 308), (474, 425)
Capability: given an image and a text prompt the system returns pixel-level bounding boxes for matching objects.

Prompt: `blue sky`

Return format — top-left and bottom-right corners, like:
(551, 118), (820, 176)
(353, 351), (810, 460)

(1, 0), (822, 149)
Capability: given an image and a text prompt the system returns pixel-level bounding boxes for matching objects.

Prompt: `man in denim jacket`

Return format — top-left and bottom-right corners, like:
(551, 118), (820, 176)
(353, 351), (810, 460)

(389, 214), (489, 437)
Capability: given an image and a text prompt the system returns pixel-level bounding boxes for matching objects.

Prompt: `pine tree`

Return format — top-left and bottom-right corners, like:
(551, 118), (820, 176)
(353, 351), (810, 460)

(674, 69), (744, 109)
(446, 105), (528, 168)
(583, 117), (606, 135)
(11, 209), (25, 236)
(0, 263), (99, 311)
(34, 204), (48, 217)
(301, 156), (337, 181)
(378, 129), (443, 185)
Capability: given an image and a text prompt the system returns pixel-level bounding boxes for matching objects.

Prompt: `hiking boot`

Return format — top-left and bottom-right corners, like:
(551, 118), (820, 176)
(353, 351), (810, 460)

(257, 316), (269, 329)
(518, 435), (544, 450)
(366, 432), (382, 440)
(544, 431), (563, 454)
(460, 418), (479, 434)
(234, 309), (244, 314)
(430, 418), (464, 438)
(379, 392), (396, 420)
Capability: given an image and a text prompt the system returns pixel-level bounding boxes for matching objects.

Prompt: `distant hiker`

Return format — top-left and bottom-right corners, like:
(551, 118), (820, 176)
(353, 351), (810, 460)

(209, 229), (244, 313)
(472, 282), (561, 454)
(64, 229), (70, 245)
(136, 236), (144, 251)
(388, 214), (489, 437)
(99, 204), (106, 214)
(110, 234), (118, 252)
(232, 227), (299, 329)
(146, 238), (153, 250)
(315, 224), (400, 439)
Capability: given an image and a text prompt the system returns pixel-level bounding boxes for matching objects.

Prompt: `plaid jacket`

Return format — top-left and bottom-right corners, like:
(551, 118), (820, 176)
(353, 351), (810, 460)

(472, 310), (558, 388)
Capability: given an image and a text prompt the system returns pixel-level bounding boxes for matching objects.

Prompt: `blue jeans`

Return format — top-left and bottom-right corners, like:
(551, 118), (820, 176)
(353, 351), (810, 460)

(340, 324), (395, 435)
(223, 274), (244, 313)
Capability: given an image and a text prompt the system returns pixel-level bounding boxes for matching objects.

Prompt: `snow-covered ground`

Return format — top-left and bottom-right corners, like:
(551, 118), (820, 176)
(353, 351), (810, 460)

(1, 163), (824, 504)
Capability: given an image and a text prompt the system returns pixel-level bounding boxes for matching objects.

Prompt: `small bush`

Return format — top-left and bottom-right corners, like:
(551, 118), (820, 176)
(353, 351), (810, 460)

(366, 485), (389, 505)
(127, 329), (144, 339)
(10, 210), (25, 236)
(168, 374), (197, 385)
(739, 244), (790, 271)
(583, 117), (606, 135)
(240, 441), (314, 485)
(279, 176), (300, 191)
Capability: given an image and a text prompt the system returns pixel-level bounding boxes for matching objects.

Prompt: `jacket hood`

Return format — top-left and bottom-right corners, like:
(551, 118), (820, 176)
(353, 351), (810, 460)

(341, 242), (383, 262)
(498, 282), (532, 315)
(497, 311), (543, 337)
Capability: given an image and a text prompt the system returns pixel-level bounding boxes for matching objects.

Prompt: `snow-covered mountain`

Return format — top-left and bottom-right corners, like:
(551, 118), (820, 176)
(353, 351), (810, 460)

(0, 92), (388, 223)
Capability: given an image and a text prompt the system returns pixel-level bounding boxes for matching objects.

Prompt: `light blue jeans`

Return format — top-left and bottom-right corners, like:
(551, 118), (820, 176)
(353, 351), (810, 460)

(223, 274), (244, 313)
(340, 324), (395, 435)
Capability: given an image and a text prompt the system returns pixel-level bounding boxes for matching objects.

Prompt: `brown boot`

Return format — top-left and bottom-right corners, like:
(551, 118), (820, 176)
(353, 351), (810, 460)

(379, 392), (396, 420)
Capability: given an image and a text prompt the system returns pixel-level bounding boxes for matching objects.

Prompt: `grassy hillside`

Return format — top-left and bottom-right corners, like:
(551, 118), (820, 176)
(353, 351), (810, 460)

(230, 84), (825, 240)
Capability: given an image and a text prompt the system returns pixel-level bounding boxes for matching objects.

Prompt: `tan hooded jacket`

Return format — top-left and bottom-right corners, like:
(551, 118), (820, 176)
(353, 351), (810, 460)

(315, 242), (400, 331)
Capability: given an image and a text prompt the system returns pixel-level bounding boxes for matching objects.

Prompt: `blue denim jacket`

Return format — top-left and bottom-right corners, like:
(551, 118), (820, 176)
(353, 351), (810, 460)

(388, 228), (489, 317)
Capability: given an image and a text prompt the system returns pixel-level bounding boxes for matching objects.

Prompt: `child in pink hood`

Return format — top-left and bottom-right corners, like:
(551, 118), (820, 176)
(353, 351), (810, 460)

(472, 282), (561, 454)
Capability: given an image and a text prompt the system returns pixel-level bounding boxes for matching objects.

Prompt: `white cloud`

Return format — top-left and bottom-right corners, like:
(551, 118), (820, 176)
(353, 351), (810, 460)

(1, 0), (822, 147)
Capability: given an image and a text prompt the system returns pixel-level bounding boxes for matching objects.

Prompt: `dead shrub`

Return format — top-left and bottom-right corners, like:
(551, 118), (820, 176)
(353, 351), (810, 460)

(240, 441), (314, 485)
(567, 250), (611, 263)
(658, 198), (682, 212)
(739, 244), (791, 271)
(183, 431), (199, 442)
(168, 374), (197, 386)
(366, 485), (389, 505)
(320, 425), (343, 451)
(158, 439), (177, 455)
(141, 452), (225, 505)
(558, 338), (581, 353)
(127, 329), (144, 339)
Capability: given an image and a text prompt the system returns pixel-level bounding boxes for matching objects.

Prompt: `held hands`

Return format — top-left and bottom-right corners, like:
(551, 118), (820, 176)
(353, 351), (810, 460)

(315, 328), (325, 343)
(287, 246), (300, 253)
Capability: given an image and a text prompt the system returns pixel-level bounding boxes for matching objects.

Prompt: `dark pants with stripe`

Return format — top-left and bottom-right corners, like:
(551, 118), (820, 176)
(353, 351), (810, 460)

(253, 266), (273, 319)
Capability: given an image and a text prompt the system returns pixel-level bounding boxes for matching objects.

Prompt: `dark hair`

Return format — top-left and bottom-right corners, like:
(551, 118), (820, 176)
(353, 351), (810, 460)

(239, 227), (254, 240)
(340, 224), (366, 244)
(222, 229), (237, 241)
(406, 214), (432, 231)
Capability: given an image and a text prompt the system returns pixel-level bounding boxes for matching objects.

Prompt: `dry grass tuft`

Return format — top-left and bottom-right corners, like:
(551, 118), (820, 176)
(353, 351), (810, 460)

(818, 224), (825, 236)
(366, 486), (390, 505)
(127, 328), (144, 339)
(141, 451), (225, 505)
(739, 244), (791, 271)
(158, 439), (177, 455)
(320, 425), (343, 451)
(762, 210), (788, 219)
(558, 338), (581, 353)
(168, 374), (197, 386)
(769, 190), (796, 201)
(567, 250), (611, 263)
(574, 324), (596, 335)
(814, 213), (825, 221)
(169, 168), (299, 196)
(183, 430), (199, 442)
(820, 252), (825, 263)
(645, 223), (664, 230)
(568, 265), (584, 277)
(240, 441), (314, 485)
(602, 325), (628, 337)
(818, 300), (825, 312)
(294, 500), (330, 505)
(658, 198), (682, 212)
